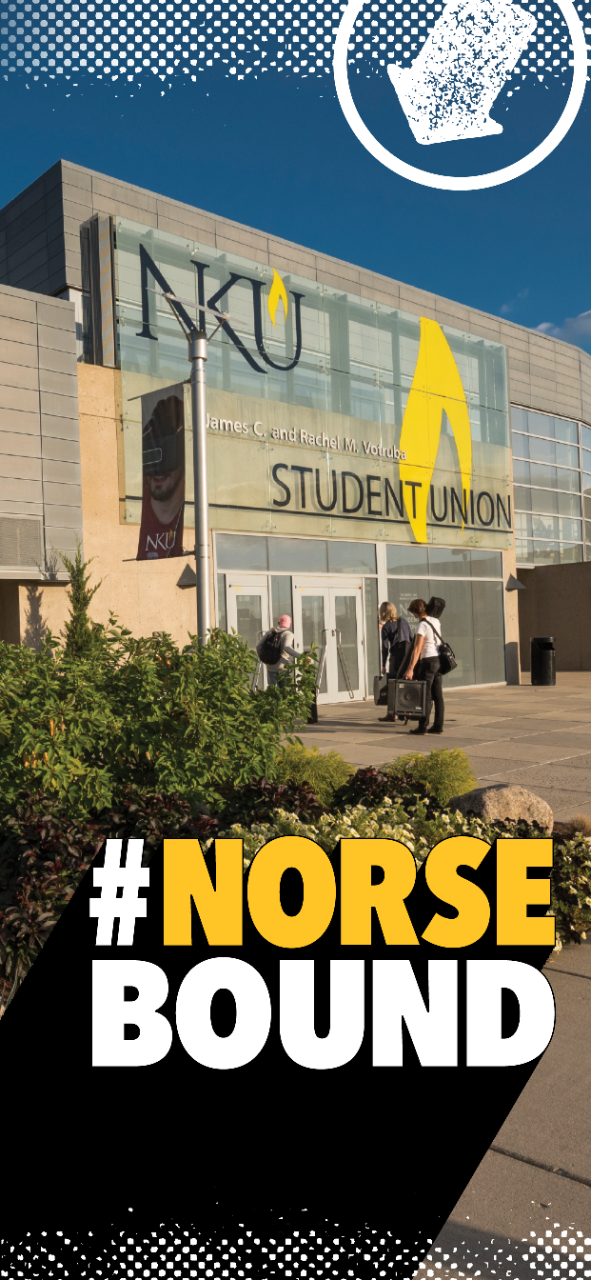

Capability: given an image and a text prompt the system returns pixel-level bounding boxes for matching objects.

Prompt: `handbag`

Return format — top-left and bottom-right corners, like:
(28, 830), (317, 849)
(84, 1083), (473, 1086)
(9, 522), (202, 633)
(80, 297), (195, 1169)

(422, 619), (458, 676)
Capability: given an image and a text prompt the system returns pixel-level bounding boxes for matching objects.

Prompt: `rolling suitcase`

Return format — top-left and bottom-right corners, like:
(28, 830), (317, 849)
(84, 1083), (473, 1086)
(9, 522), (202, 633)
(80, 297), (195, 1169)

(373, 674), (389, 706)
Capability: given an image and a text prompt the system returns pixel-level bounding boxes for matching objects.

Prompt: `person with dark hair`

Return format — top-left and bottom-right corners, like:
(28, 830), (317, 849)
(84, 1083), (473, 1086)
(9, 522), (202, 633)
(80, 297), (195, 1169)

(425, 597), (446, 728)
(426, 596), (445, 620)
(404, 597), (445, 736)
(137, 394), (185, 560)
(377, 601), (412, 722)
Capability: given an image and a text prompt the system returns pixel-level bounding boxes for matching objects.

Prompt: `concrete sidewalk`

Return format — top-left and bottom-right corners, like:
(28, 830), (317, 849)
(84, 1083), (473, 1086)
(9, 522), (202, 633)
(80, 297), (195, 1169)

(302, 674), (591, 1271)
(300, 673), (591, 823)
(416, 941), (591, 1278)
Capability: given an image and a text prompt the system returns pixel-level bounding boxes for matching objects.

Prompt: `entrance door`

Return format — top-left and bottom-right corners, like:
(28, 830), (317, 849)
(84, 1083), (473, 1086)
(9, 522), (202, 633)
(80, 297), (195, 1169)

(293, 580), (365, 703)
(226, 576), (270, 689)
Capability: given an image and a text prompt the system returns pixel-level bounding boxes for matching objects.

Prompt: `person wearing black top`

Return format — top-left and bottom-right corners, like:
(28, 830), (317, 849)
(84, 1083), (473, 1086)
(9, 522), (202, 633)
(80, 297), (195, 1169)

(378, 601), (412, 722)
(425, 597), (445, 735)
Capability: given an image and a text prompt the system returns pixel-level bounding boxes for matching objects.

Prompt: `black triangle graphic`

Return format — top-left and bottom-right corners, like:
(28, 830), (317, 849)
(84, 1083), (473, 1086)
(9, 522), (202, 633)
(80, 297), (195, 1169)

(0, 835), (555, 1275)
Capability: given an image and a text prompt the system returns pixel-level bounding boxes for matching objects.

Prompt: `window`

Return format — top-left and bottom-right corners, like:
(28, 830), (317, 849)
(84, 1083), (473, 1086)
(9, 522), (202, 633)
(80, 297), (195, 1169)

(386, 544), (502, 578)
(512, 406), (586, 566)
(216, 533), (377, 575)
(386, 573), (505, 686)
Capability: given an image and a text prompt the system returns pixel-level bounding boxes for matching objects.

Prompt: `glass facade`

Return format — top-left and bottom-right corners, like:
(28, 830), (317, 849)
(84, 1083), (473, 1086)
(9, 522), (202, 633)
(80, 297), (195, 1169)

(386, 545), (505, 689)
(111, 217), (529, 696)
(115, 217), (513, 551)
(216, 533), (506, 691)
(511, 407), (590, 566)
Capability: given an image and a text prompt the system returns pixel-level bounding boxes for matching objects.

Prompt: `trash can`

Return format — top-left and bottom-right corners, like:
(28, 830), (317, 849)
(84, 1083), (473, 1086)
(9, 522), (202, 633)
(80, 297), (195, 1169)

(531, 636), (556, 686)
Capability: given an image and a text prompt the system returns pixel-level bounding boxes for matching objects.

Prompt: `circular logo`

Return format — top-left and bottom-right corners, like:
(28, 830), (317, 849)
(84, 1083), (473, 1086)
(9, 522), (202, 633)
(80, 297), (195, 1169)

(333, 0), (588, 191)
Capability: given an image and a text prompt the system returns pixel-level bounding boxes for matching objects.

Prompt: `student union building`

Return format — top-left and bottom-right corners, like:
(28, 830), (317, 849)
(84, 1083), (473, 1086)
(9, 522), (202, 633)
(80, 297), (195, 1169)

(0, 161), (590, 702)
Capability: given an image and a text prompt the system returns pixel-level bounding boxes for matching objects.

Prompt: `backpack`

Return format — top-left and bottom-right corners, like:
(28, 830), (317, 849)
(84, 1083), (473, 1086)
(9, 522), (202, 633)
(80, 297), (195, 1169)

(422, 619), (458, 676)
(258, 628), (285, 666)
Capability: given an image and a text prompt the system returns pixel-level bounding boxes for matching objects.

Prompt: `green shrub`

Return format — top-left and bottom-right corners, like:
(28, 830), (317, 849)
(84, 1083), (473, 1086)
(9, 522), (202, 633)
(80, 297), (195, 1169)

(216, 804), (591, 949)
(3, 785), (590, 1005)
(551, 834), (591, 947)
(387, 747), (477, 807)
(0, 623), (316, 819)
(61, 542), (103, 658)
(274, 743), (354, 806)
(0, 788), (218, 1004)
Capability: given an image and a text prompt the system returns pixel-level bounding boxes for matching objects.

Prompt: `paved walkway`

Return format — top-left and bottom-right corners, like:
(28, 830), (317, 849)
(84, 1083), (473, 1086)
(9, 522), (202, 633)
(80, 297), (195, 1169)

(415, 940), (591, 1278)
(300, 673), (591, 823)
(304, 675), (591, 1269)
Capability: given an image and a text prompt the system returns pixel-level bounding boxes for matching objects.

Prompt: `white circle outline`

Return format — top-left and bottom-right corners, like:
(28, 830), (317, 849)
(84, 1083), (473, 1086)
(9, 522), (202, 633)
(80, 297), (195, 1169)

(333, 0), (588, 190)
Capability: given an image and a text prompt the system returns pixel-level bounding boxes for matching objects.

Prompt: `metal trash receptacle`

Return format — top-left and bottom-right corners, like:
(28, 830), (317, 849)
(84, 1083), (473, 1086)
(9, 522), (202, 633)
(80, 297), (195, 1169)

(531, 636), (556, 686)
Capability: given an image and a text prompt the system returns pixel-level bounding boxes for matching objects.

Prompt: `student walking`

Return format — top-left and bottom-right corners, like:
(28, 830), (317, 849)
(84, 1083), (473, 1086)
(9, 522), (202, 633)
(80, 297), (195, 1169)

(378, 601), (412, 723)
(404, 598), (445, 735)
(256, 614), (299, 686)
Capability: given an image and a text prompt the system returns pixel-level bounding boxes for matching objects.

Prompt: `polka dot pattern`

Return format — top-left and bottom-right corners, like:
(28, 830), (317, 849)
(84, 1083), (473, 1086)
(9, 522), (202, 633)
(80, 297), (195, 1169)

(0, 0), (585, 82)
(0, 1221), (433, 1277)
(0, 1218), (590, 1277)
(348, 0), (584, 86)
(0, 0), (347, 80)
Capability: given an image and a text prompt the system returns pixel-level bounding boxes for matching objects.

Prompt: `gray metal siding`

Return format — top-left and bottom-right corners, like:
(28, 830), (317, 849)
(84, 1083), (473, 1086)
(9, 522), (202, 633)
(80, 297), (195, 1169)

(1, 159), (591, 426)
(0, 282), (82, 576)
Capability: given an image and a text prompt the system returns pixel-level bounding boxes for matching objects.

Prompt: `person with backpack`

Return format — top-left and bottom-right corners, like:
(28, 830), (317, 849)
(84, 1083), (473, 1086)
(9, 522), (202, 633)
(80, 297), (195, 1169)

(256, 614), (300, 686)
(403, 598), (445, 735)
(377, 601), (413, 723)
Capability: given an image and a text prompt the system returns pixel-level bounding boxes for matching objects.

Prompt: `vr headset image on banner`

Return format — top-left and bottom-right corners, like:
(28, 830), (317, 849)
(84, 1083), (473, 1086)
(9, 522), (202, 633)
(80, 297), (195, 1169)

(137, 389), (186, 561)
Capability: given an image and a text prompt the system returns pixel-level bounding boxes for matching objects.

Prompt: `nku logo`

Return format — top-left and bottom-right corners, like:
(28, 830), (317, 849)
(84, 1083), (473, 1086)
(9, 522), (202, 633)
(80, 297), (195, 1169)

(137, 245), (304, 375)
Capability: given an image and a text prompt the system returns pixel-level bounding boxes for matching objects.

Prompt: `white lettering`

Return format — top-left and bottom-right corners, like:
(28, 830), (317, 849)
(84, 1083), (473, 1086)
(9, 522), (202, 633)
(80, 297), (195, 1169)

(92, 960), (172, 1067)
(253, 421), (264, 437)
(176, 957), (272, 1070)
(280, 961), (365, 1070)
(373, 960), (458, 1067)
(466, 961), (555, 1067)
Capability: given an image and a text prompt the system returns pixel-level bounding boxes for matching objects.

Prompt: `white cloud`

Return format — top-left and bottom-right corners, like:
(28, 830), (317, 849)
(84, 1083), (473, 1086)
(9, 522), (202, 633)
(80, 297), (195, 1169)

(536, 311), (591, 346)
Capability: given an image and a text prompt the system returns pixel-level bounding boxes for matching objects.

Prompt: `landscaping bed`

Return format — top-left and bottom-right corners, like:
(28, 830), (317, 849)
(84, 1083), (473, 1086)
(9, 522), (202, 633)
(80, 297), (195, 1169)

(0, 566), (590, 1013)
(2, 754), (591, 1013)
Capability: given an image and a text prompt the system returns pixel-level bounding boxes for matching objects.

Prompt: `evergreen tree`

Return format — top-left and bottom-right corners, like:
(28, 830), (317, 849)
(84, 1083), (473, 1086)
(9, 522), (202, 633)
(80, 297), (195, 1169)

(61, 542), (103, 658)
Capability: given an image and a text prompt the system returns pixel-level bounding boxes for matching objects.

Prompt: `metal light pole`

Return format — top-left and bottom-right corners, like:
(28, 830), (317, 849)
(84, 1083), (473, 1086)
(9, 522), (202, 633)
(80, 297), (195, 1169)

(189, 327), (210, 643)
(152, 289), (236, 645)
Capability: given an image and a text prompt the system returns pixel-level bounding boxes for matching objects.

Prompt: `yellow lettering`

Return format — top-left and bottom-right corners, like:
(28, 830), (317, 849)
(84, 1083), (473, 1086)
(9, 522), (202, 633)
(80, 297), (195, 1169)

(422, 836), (490, 947)
(163, 839), (243, 946)
(497, 839), (555, 946)
(247, 836), (336, 948)
(340, 840), (419, 945)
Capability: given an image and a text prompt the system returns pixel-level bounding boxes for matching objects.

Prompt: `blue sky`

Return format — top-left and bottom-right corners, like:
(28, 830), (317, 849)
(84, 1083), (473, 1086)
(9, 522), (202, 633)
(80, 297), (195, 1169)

(1, 0), (590, 349)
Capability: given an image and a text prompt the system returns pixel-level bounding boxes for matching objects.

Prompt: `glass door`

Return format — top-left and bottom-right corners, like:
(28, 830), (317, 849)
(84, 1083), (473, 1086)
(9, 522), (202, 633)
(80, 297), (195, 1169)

(334, 591), (362, 699)
(226, 576), (270, 689)
(300, 593), (328, 697)
(293, 580), (365, 703)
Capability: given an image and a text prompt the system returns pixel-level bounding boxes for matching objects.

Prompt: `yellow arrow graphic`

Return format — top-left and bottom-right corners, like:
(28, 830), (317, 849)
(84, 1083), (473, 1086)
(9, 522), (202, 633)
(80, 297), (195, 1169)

(399, 317), (472, 543)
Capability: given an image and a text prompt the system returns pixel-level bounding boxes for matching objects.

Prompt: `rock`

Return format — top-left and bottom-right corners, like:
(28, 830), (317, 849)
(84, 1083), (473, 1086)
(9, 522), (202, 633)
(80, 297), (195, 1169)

(448, 784), (553, 832)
